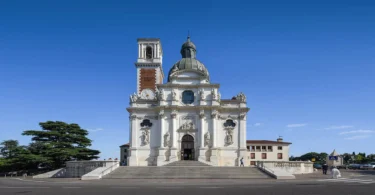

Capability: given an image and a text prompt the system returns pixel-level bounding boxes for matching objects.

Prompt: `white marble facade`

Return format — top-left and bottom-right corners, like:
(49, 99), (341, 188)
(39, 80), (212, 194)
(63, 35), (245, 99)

(127, 37), (249, 166)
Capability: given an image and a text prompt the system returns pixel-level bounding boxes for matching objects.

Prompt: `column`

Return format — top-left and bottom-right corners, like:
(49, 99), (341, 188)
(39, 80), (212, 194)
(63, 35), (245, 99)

(138, 44), (141, 58)
(153, 44), (156, 58)
(156, 44), (158, 58)
(128, 114), (138, 166)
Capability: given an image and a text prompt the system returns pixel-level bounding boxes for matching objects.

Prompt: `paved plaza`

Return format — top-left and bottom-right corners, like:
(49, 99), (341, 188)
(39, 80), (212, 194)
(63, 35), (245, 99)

(1, 170), (375, 195)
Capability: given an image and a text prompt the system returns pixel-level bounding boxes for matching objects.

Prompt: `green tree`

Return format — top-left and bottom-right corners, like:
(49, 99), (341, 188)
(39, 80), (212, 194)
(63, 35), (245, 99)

(319, 152), (328, 163)
(22, 121), (100, 168)
(356, 154), (363, 162)
(367, 154), (375, 161)
(0, 140), (19, 158)
(342, 153), (352, 164)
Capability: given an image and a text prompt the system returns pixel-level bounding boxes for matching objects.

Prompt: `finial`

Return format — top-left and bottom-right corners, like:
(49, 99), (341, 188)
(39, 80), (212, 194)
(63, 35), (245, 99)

(187, 30), (190, 41)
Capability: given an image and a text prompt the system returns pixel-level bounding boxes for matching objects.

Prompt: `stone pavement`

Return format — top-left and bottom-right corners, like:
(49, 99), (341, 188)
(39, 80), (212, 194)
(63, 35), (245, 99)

(294, 169), (375, 185)
(1, 177), (375, 195)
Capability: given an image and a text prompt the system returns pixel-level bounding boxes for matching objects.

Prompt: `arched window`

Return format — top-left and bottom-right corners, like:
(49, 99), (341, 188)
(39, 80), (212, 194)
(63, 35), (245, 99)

(182, 90), (194, 104)
(224, 119), (236, 127)
(140, 119), (152, 127)
(146, 46), (152, 59)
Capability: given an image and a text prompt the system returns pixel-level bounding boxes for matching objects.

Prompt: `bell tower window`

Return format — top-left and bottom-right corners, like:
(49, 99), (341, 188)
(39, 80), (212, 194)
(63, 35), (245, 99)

(146, 46), (153, 59)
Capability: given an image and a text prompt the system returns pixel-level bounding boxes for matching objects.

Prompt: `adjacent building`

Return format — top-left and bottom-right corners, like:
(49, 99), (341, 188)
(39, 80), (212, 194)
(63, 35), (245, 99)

(326, 149), (344, 167)
(119, 143), (130, 166)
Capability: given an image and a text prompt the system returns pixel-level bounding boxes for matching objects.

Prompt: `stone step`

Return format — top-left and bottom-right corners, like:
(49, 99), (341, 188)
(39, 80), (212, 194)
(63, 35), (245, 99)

(164, 160), (210, 166)
(103, 166), (270, 179)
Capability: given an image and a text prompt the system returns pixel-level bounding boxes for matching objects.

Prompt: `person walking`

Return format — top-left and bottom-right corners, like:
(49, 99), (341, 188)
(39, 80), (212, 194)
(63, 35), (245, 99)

(322, 163), (328, 175)
(240, 157), (244, 167)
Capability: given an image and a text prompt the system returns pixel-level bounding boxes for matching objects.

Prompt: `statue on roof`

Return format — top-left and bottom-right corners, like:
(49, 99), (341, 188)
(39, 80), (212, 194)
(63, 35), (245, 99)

(236, 92), (246, 102)
(130, 93), (138, 103)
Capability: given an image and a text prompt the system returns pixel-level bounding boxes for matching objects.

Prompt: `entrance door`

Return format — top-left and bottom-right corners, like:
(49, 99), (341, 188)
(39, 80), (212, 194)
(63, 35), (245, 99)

(181, 135), (194, 160)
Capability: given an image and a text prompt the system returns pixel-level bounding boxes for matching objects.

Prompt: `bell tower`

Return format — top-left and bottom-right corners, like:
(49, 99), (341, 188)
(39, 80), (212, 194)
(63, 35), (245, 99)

(135, 38), (164, 99)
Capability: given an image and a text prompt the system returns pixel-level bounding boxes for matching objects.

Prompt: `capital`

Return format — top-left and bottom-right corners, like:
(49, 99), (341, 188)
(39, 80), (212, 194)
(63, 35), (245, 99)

(199, 109), (205, 119)
(130, 115), (137, 120)
(171, 110), (178, 118)
(211, 110), (218, 119)
(159, 110), (165, 118)
(239, 112), (246, 120)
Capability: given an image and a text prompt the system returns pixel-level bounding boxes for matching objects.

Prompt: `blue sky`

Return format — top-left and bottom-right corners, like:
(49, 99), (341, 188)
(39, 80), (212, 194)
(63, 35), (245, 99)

(1, 0), (374, 159)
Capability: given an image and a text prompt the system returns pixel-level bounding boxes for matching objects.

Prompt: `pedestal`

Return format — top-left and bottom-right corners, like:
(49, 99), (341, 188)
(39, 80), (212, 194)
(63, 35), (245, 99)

(169, 148), (178, 162)
(210, 148), (219, 166)
(128, 153), (138, 166)
(156, 148), (167, 166)
(198, 148), (207, 162)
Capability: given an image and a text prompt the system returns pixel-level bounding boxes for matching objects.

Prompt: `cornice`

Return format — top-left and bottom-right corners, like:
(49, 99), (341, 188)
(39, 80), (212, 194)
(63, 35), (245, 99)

(134, 63), (161, 67)
(126, 106), (250, 113)
(156, 83), (220, 88)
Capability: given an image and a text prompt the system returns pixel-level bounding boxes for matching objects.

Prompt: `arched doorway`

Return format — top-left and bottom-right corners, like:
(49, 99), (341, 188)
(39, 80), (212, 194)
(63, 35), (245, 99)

(181, 134), (195, 160)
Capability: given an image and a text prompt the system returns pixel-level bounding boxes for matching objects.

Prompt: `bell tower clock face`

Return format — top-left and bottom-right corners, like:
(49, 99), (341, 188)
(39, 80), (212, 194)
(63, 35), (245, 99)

(141, 89), (155, 100)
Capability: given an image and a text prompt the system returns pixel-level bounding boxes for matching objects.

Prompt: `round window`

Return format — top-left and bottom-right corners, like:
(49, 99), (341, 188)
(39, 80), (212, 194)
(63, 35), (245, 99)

(182, 90), (194, 104)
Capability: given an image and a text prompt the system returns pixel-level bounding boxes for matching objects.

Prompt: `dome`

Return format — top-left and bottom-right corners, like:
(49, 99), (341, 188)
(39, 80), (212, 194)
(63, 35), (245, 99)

(181, 38), (196, 51)
(168, 37), (209, 82)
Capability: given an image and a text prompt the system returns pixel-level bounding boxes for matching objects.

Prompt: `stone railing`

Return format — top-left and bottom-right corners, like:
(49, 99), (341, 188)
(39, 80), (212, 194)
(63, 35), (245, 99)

(257, 161), (313, 174)
(65, 160), (119, 178)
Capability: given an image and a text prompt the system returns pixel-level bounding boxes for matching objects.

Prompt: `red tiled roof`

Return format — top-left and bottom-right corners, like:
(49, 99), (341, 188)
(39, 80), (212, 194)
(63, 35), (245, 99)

(246, 140), (292, 145)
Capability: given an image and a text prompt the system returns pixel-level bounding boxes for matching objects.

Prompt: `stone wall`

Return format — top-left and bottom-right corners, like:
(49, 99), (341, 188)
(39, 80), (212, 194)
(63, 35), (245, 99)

(65, 160), (118, 178)
(257, 161), (314, 174)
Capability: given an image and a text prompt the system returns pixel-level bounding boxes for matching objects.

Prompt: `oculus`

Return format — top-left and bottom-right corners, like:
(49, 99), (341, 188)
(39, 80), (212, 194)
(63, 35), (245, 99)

(182, 90), (194, 104)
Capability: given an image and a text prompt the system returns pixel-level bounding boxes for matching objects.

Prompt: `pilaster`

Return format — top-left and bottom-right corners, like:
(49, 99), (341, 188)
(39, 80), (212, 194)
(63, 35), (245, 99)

(198, 109), (206, 162)
(209, 110), (219, 165)
(156, 110), (166, 166)
(211, 110), (218, 148)
(238, 112), (247, 166)
(170, 109), (178, 161)
(128, 114), (138, 166)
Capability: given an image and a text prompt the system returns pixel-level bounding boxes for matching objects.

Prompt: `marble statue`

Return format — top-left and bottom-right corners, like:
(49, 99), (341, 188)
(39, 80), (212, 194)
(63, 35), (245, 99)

(211, 88), (217, 100)
(130, 93), (138, 103)
(204, 132), (211, 146)
(236, 92), (246, 102)
(181, 121), (195, 130)
(158, 89), (165, 100)
(225, 130), (233, 145)
(218, 92), (221, 100)
(199, 89), (205, 100)
(172, 90), (177, 101)
(164, 132), (170, 147)
(198, 64), (203, 71)
(141, 131), (149, 145)
(171, 65), (179, 74)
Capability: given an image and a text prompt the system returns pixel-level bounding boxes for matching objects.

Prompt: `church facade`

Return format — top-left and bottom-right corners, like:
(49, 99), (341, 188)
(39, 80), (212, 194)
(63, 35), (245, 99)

(127, 37), (249, 166)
